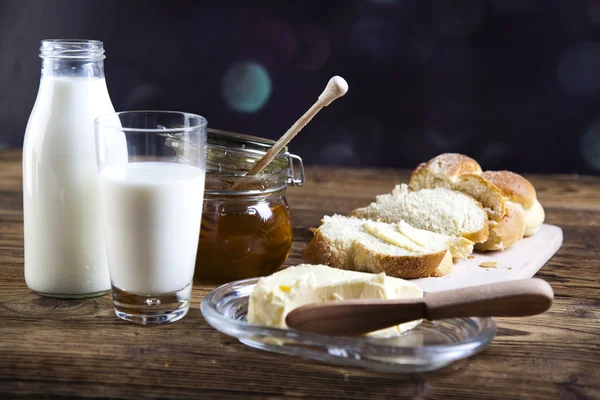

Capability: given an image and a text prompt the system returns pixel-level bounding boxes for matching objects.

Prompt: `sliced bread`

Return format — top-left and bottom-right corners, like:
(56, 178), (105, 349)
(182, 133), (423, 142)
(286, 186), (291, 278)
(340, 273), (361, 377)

(482, 170), (545, 237)
(409, 153), (506, 221)
(476, 170), (545, 250)
(475, 202), (526, 251)
(302, 215), (472, 279)
(351, 184), (489, 244)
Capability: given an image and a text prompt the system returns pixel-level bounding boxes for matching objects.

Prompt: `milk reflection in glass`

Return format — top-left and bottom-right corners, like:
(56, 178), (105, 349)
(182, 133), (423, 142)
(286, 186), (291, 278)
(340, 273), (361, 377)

(99, 162), (204, 294)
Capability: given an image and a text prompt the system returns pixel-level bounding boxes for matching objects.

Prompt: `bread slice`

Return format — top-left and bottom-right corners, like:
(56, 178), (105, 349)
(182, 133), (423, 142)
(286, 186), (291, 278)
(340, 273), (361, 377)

(351, 184), (488, 244)
(409, 153), (506, 221)
(430, 250), (453, 277)
(411, 153), (483, 181)
(482, 171), (545, 237)
(482, 170), (536, 208)
(475, 202), (526, 251)
(302, 215), (470, 279)
(475, 171), (545, 250)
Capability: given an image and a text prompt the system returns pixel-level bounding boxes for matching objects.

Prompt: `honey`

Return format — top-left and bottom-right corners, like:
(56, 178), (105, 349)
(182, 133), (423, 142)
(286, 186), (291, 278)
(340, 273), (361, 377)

(194, 198), (292, 282)
(174, 128), (304, 283)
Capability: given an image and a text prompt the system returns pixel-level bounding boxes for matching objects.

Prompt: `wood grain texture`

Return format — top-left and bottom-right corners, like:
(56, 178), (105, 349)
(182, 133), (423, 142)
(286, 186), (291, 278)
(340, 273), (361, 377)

(0, 149), (599, 400)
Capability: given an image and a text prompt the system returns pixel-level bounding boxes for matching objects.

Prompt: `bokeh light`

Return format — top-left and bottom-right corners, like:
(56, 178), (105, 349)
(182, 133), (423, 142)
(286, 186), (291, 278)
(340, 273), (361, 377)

(557, 42), (600, 94)
(221, 61), (272, 113)
(581, 121), (600, 171)
(236, 47), (279, 75)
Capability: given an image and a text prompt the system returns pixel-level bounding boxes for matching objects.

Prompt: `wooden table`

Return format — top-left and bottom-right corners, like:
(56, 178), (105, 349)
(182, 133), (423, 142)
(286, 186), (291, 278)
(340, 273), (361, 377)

(1, 149), (598, 399)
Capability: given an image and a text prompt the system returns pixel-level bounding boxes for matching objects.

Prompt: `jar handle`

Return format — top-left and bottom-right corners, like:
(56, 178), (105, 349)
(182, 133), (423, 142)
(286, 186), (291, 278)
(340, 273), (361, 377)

(285, 153), (305, 186)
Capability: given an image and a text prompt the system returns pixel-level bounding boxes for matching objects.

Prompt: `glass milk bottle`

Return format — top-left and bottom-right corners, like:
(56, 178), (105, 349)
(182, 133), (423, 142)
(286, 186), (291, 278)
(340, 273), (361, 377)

(23, 39), (122, 298)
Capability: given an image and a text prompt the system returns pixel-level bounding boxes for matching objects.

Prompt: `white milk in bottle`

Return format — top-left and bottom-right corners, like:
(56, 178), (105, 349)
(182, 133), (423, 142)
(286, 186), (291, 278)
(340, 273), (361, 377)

(23, 39), (126, 297)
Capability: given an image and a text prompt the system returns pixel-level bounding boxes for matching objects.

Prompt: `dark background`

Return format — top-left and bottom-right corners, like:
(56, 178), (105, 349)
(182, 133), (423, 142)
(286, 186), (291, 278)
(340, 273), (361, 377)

(2, 0), (600, 174)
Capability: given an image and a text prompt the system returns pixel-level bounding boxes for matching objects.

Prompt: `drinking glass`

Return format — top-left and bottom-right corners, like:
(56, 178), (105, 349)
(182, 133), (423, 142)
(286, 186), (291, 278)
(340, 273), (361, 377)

(95, 111), (207, 324)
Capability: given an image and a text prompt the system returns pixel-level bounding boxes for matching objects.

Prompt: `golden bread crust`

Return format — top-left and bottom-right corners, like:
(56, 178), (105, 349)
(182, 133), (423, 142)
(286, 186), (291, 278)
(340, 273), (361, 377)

(461, 217), (490, 243)
(349, 207), (378, 221)
(456, 174), (506, 221)
(482, 170), (536, 210)
(302, 229), (354, 270)
(475, 201), (526, 252)
(430, 250), (453, 277)
(409, 153), (506, 221)
(302, 225), (450, 279)
(410, 153), (482, 185)
(354, 241), (447, 279)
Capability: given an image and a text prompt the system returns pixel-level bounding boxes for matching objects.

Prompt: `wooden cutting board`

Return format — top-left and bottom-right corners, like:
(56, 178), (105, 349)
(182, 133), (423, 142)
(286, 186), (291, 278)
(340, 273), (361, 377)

(412, 224), (563, 292)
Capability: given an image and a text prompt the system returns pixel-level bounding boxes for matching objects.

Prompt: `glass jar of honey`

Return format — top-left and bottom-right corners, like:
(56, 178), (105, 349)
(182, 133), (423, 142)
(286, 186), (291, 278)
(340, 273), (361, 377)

(188, 128), (304, 283)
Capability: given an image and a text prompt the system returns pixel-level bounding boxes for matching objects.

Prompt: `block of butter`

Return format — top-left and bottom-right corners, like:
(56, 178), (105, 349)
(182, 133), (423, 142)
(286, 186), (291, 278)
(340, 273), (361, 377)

(247, 264), (424, 337)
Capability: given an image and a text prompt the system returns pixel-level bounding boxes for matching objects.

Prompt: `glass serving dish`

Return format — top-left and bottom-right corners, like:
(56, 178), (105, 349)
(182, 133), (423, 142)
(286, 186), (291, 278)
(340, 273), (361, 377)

(200, 278), (497, 373)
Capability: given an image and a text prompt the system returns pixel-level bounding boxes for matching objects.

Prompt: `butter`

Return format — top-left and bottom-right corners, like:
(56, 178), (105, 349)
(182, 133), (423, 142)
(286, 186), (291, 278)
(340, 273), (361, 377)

(396, 221), (427, 247)
(247, 264), (424, 337)
(363, 220), (424, 252)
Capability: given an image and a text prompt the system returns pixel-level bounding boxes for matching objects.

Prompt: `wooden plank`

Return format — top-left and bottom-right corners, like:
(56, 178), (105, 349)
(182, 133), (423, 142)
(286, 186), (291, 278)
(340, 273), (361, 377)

(0, 150), (599, 399)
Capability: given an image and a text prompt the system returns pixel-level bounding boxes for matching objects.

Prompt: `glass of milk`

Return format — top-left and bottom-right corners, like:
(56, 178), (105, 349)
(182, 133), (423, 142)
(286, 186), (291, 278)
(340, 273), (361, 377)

(95, 111), (207, 325)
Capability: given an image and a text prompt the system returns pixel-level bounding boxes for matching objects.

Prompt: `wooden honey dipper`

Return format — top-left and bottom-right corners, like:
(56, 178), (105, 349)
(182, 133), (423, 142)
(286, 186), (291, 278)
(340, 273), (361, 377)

(244, 76), (348, 177)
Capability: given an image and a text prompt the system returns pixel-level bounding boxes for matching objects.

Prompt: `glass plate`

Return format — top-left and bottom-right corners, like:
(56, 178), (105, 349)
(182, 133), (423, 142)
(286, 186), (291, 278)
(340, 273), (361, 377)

(200, 278), (497, 373)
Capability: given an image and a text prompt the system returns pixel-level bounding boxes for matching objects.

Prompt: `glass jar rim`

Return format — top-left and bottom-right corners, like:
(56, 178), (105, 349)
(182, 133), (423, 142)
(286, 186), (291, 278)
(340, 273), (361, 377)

(40, 39), (105, 60)
(207, 128), (287, 155)
(205, 128), (289, 175)
(203, 128), (302, 195)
